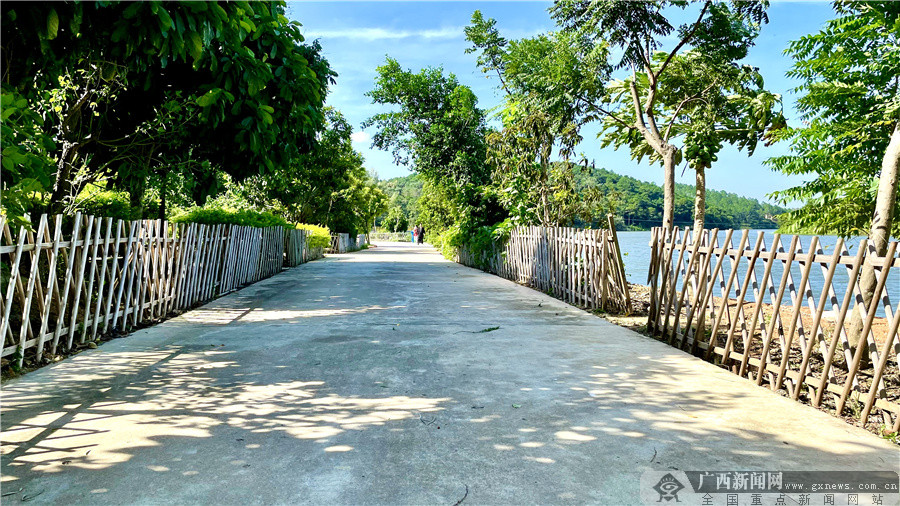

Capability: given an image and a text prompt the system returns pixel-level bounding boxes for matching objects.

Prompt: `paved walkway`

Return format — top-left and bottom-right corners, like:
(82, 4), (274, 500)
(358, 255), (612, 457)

(1, 243), (897, 504)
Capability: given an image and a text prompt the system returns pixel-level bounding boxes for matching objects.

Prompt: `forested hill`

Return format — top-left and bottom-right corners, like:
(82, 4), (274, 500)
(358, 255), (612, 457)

(579, 168), (786, 230)
(379, 168), (787, 231)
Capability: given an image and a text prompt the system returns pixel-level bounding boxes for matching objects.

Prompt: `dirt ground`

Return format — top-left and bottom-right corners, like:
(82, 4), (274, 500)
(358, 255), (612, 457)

(591, 283), (899, 444)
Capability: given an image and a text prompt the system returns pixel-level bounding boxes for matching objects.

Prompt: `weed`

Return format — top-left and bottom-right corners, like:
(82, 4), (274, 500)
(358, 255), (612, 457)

(878, 425), (898, 444)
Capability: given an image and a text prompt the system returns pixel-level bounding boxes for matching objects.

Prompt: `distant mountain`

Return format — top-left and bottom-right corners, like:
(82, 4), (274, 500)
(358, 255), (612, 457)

(577, 168), (786, 230)
(378, 168), (787, 231)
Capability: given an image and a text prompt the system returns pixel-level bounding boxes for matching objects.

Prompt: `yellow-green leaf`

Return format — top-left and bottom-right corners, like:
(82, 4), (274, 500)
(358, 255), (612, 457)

(196, 89), (219, 107)
(188, 32), (203, 61)
(47, 8), (59, 40)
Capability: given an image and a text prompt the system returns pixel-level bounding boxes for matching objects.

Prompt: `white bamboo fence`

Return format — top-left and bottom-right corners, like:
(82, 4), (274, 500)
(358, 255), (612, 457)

(368, 232), (411, 242)
(327, 233), (349, 254)
(327, 233), (365, 254)
(648, 227), (900, 430)
(285, 229), (324, 267)
(0, 214), (315, 369)
(456, 219), (631, 313)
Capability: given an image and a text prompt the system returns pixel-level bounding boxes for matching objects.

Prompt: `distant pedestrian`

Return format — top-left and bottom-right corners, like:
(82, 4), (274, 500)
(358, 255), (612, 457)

(417, 226), (425, 244)
(413, 225), (419, 244)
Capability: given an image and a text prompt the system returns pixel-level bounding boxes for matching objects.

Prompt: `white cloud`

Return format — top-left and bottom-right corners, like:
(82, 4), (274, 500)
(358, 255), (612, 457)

(304, 26), (463, 41)
(350, 131), (370, 144)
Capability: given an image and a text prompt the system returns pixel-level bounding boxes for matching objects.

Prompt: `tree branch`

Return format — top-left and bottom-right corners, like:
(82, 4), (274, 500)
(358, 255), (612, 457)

(586, 103), (634, 130)
(662, 81), (718, 142)
(655, 1), (711, 80)
(629, 66), (663, 152)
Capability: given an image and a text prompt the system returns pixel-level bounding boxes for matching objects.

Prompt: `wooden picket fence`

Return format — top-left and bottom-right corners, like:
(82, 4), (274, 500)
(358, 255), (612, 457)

(456, 219), (631, 313)
(0, 214), (320, 369)
(285, 229), (325, 267)
(647, 227), (900, 430)
(326, 233), (366, 254)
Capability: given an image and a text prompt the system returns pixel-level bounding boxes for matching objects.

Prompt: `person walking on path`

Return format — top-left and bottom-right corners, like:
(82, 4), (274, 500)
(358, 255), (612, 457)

(413, 225), (419, 244)
(417, 225), (425, 245)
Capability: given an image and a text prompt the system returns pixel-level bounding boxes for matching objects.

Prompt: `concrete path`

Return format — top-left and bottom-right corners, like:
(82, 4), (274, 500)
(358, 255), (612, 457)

(2, 243), (897, 504)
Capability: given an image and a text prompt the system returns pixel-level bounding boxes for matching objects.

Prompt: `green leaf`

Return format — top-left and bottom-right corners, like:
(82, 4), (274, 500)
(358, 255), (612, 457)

(187, 32), (203, 61)
(122, 2), (142, 19)
(196, 89), (219, 107)
(156, 6), (173, 32)
(47, 8), (59, 40)
(70, 8), (82, 35)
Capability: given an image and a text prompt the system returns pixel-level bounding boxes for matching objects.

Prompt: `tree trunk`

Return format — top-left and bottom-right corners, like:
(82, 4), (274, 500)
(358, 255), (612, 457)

(869, 121), (900, 255)
(662, 146), (677, 231)
(849, 121), (900, 364)
(157, 171), (167, 220)
(129, 179), (146, 219)
(693, 164), (707, 236)
(48, 142), (77, 215)
(540, 146), (552, 227)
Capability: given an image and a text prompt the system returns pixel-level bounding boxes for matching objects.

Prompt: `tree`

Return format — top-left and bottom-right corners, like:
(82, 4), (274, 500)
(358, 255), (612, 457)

(466, 12), (609, 226)
(550, 0), (770, 230)
(362, 57), (504, 235)
(765, 1), (900, 362)
(1, 1), (333, 221)
(382, 205), (409, 233)
(767, 1), (900, 244)
(240, 108), (363, 224)
(647, 51), (784, 234)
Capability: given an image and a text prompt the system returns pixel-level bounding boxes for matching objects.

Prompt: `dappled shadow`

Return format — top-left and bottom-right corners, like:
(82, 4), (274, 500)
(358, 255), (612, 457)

(2, 343), (448, 503)
(2, 241), (897, 504)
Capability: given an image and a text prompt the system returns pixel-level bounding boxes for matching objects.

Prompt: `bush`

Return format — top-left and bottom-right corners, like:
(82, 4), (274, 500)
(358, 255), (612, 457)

(170, 207), (331, 250)
(171, 207), (291, 228)
(437, 220), (514, 268)
(72, 189), (141, 221)
(296, 223), (331, 249)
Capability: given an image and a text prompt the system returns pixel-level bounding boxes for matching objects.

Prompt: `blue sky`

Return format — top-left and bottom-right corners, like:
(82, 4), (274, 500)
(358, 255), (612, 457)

(285, 1), (837, 204)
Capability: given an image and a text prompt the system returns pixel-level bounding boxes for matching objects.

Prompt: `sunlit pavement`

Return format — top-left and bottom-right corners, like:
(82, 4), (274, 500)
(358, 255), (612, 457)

(2, 242), (897, 504)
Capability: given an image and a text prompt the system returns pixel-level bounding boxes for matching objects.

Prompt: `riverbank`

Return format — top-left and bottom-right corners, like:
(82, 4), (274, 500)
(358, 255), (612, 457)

(594, 283), (899, 444)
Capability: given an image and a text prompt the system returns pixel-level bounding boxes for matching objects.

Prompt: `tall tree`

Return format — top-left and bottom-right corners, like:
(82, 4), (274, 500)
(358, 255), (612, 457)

(767, 1), (900, 244)
(550, 0), (770, 230)
(766, 1), (900, 361)
(466, 12), (609, 226)
(362, 58), (503, 234)
(1, 1), (333, 220)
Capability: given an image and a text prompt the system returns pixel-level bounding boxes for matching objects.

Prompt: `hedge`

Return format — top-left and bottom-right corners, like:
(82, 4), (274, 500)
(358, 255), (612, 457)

(171, 207), (331, 251)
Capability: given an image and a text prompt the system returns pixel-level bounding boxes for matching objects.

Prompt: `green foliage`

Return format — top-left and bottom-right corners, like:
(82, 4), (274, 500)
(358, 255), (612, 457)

(296, 223), (331, 249)
(72, 188), (142, 221)
(467, 12), (609, 227)
(381, 169), (784, 231)
(2, 1), (333, 223)
(437, 220), (514, 268)
(0, 87), (55, 229)
(363, 57), (505, 240)
(171, 207), (291, 229)
(381, 206), (409, 233)
(378, 174), (423, 224)
(549, 0), (777, 229)
(239, 108), (384, 237)
(766, 2), (900, 238)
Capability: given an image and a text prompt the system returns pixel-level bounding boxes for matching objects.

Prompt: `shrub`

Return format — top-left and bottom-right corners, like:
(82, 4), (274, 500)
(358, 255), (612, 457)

(72, 189), (141, 221)
(171, 207), (291, 228)
(438, 220), (514, 269)
(296, 223), (331, 249)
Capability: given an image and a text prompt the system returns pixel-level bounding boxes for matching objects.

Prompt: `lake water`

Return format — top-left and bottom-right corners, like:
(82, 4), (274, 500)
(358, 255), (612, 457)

(616, 230), (898, 317)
